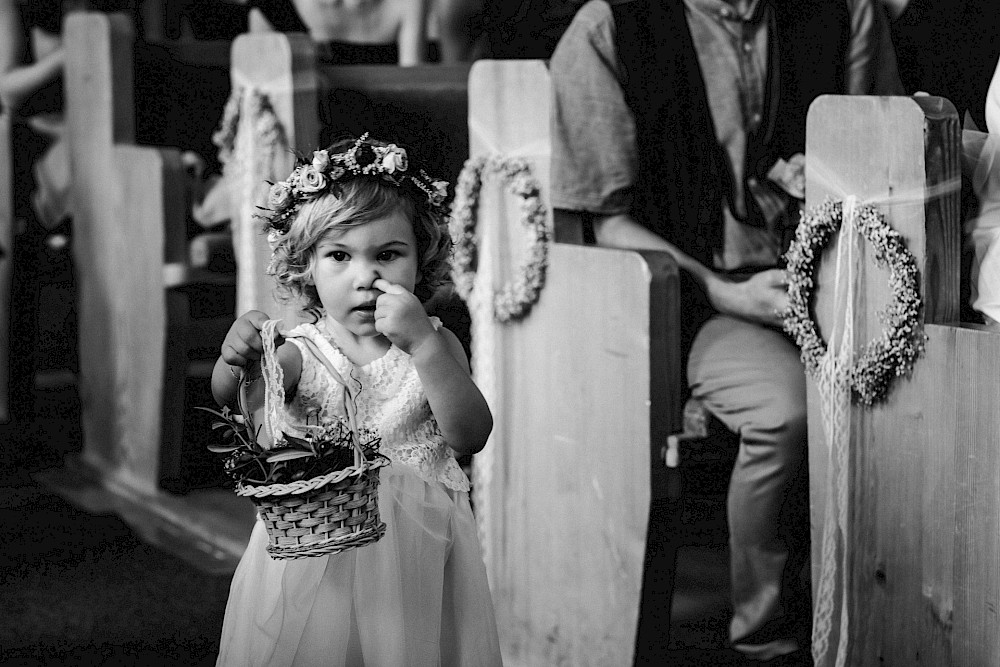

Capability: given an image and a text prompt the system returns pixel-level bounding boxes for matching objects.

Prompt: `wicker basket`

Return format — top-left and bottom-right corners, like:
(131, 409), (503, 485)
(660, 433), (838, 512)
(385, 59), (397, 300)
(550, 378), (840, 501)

(234, 320), (390, 560)
(237, 457), (388, 559)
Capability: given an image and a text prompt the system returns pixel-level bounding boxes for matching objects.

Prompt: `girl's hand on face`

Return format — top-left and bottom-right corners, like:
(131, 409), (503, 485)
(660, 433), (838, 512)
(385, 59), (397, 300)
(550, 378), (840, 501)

(220, 310), (282, 367)
(373, 279), (436, 355)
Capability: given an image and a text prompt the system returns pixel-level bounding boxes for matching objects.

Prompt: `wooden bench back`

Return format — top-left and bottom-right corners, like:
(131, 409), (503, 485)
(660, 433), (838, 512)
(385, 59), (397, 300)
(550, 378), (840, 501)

(466, 59), (681, 667)
(805, 95), (1000, 666)
(64, 12), (231, 492)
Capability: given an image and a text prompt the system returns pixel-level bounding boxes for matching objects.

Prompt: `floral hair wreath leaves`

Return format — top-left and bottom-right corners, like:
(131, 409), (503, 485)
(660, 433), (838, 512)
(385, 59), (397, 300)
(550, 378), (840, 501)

(256, 133), (450, 240)
(449, 155), (550, 323)
(782, 197), (927, 405)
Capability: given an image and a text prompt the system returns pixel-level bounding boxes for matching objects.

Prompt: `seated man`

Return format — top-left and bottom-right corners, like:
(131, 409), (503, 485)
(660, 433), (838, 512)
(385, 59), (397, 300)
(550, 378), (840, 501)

(550, 0), (890, 662)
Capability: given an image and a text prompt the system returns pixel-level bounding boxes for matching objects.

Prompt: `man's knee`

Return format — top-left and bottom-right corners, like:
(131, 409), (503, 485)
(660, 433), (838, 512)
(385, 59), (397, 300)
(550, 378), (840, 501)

(740, 385), (807, 452)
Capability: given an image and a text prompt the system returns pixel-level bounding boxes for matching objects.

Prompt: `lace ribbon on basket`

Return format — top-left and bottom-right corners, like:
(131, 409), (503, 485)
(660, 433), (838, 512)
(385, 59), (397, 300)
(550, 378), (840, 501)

(257, 319), (371, 478)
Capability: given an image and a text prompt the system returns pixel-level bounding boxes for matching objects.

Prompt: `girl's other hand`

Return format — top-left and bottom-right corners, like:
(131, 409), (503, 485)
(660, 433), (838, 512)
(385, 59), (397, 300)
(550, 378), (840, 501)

(221, 310), (281, 367)
(373, 279), (436, 354)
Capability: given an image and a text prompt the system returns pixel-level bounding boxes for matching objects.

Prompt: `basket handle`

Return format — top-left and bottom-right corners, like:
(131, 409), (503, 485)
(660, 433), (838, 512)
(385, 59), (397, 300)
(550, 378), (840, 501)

(259, 319), (288, 445)
(283, 331), (369, 471)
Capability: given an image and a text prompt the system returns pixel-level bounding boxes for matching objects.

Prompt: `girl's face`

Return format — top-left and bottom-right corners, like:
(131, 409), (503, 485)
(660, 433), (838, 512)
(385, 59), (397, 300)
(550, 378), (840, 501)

(312, 209), (420, 338)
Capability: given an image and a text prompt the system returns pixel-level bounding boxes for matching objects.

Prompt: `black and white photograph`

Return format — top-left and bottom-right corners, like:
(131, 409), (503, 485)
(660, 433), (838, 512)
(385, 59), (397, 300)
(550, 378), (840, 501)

(1, 1), (998, 665)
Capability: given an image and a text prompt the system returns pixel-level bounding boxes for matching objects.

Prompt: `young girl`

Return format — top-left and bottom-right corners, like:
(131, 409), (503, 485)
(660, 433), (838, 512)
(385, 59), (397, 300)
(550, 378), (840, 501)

(211, 134), (502, 666)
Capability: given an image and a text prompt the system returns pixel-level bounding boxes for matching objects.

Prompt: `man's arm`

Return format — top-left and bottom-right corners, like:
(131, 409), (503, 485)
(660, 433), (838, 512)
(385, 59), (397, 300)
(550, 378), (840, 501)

(592, 213), (788, 328)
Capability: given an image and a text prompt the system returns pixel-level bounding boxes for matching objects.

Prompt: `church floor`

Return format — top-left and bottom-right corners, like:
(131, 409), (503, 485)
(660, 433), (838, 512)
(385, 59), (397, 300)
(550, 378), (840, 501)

(1, 376), (745, 666)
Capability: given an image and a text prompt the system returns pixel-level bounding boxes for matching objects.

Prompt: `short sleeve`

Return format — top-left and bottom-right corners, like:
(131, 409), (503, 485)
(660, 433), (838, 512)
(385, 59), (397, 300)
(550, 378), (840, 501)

(549, 1), (636, 216)
(845, 0), (904, 95)
(248, 0), (309, 33)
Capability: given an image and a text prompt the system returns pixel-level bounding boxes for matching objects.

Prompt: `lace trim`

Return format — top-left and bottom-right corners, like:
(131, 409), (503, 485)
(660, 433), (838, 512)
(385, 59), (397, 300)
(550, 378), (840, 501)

(260, 319), (286, 442)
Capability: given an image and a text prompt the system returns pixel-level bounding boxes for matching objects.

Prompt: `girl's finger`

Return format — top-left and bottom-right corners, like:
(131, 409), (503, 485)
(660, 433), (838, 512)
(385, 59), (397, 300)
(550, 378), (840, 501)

(373, 278), (408, 295)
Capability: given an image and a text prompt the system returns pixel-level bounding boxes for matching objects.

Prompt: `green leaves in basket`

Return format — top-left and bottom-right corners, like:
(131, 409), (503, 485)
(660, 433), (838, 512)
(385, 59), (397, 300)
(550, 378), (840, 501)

(265, 449), (316, 463)
(199, 395), (384, 488)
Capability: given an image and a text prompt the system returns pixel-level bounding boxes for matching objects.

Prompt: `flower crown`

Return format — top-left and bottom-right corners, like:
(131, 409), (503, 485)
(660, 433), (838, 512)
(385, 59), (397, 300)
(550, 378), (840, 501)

(258, 133), (450, 236)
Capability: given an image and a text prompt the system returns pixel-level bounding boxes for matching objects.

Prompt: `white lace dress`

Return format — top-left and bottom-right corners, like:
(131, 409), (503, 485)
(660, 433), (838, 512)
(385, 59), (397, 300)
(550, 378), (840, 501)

(216, 319), (502, 667)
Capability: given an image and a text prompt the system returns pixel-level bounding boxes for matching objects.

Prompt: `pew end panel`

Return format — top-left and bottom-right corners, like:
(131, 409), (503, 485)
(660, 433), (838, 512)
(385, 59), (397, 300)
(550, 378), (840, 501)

(467, 59), (695, 665)
(805, 95), (999, 665)
(479, 242), (679, 667)
(92, 143), (182, 492)
(805, 95), (961, 581)
(66, 12), (236, 494)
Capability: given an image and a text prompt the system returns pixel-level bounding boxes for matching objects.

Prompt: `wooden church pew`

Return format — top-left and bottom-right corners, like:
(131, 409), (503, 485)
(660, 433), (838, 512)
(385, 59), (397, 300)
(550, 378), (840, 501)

(63, 11), (235, 495)
(466, 60), (683, 667)
(805, 95), (1000, 666)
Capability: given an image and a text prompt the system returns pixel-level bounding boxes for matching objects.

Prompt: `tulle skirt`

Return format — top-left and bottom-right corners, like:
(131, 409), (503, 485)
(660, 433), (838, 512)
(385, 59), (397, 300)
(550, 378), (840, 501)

(216, 463), (502, 667)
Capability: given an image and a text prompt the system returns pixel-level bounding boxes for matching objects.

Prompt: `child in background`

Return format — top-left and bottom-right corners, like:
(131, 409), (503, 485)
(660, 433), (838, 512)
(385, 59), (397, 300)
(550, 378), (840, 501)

(211, 134), (501, 666)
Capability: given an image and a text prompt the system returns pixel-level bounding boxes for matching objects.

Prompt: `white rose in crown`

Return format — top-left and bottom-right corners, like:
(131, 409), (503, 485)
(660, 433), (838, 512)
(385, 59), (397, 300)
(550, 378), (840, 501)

(429, 179), (449, 205)
(268, 182), (293, 209)
(298, 165), (328, 194)
(381, 145), (408, 173)
(312, 149), (330, 171)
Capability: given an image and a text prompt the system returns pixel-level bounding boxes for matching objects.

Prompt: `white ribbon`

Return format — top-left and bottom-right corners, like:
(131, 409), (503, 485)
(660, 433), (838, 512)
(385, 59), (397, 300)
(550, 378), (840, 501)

(467, 118), (551, 163)
(214, 84), (287, 316)
(810, 195), (859, 667)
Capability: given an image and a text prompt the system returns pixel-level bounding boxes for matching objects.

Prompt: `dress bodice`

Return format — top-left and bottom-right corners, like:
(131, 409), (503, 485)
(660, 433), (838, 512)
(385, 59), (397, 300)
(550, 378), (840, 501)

(283, 319), (470, 492)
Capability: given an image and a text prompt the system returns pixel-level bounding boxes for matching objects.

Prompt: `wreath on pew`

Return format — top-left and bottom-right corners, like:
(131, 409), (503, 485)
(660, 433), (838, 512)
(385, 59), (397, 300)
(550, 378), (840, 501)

(782, 197), (926, 405)
(449, 155), (549, 322)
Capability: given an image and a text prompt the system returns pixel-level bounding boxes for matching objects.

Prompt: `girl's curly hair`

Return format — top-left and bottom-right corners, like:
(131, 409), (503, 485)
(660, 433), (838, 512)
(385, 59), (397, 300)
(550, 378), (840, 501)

(267, 143), (451, 311)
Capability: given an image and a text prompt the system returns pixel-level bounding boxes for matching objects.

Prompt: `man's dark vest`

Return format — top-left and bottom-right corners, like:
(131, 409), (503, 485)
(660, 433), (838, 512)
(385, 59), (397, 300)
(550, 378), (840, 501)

(610, 0), (850, 265)
(608, 0), (848, 351)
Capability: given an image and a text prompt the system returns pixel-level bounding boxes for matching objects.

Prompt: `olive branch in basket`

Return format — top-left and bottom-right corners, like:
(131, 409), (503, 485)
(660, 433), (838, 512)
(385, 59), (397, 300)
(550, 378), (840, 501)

(197, 362), (383, 488)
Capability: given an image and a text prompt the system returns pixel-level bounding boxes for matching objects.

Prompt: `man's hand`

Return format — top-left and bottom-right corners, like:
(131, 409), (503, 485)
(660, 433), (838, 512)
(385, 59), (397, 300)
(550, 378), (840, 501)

(767, 153), (806, 200)
(373, 279), (436, 355)
(220, 310), (280, 367)
(706, 269), (789, 328)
